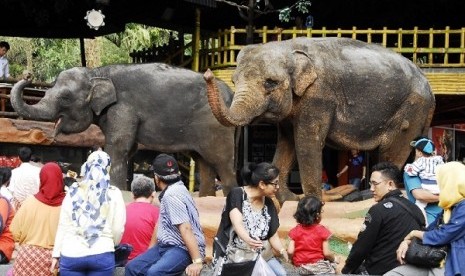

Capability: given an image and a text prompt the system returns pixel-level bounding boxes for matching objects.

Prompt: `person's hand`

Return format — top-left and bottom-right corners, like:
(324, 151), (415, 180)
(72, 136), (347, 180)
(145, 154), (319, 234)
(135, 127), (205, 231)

(336, 173), (341, 178)
(280, 248), (289, 262)
(396, 240), (411, 264)
(185, 263), (203, 276)
(245, 236), (263, 250)
(50, 257), (59, 274)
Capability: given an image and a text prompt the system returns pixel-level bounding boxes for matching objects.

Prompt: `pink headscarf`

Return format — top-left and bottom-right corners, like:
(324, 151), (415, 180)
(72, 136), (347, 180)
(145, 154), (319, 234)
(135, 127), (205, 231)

(35, 162), (66, 206)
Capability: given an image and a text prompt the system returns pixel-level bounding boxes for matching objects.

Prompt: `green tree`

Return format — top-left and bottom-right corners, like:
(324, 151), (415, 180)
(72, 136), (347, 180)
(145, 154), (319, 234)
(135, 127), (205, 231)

(1, 24), (174, 82)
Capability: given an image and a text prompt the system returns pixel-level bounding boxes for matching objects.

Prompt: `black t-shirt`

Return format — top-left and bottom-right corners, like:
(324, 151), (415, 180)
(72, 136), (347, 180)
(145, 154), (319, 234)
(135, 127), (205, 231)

(213, 187), (279, 260)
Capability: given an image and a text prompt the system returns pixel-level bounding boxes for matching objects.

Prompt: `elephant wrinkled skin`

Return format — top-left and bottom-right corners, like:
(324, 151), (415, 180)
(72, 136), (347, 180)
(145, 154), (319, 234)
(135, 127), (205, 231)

(11, 63), (237, 195)
(204, 37), (435, 202)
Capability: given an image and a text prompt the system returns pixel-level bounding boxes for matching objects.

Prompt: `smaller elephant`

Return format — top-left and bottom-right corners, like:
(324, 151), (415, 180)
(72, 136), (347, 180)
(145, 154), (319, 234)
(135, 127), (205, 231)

(204, 37), (435, 202)
(11, 63), (238, 195)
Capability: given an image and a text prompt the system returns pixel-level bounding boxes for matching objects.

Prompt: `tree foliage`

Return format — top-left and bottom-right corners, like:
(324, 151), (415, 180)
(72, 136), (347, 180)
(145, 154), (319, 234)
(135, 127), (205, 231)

(0, 24), (173, 83)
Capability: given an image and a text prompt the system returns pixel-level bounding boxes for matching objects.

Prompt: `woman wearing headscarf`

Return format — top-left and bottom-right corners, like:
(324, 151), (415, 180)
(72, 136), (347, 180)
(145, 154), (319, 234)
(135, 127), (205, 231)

(10, 162), (65, 275)
(51, 150), (126, 276)
(388, 161), (465, 276)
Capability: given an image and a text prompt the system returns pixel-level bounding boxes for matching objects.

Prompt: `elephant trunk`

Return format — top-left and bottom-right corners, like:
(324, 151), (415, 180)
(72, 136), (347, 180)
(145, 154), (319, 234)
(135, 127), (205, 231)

(203, 69), (251, 127)
(10, 79), (57, 121)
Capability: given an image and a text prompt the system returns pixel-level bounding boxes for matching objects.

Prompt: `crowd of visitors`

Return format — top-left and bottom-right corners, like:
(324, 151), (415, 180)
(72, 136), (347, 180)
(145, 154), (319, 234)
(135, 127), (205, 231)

(0, 132), (463, 276)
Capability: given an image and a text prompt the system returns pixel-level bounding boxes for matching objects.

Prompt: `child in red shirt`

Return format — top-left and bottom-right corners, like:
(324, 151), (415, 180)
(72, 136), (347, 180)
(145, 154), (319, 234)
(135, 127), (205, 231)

(288, 195), (336, 274)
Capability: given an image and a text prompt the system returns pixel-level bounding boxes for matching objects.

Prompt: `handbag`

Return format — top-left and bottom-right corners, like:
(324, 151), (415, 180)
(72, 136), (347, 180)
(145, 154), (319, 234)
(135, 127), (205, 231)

(404, 237), (448, 268)
(114, 243), (133, 267)
(213, 229), (259, 276)
(389, 197), (448, 268)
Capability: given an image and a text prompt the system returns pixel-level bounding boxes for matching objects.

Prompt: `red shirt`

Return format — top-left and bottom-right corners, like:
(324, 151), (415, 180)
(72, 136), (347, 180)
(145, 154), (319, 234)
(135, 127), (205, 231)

(120, 202), (159, 260)
(289, 223), (331, 266)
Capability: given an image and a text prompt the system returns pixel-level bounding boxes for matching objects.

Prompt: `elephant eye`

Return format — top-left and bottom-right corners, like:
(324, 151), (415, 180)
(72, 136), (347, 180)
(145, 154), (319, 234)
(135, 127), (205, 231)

(264, 79), (279, 91)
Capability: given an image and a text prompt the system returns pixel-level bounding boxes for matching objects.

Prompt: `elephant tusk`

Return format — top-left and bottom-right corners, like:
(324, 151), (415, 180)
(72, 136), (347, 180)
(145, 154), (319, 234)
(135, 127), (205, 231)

(52, 117), (62, 138)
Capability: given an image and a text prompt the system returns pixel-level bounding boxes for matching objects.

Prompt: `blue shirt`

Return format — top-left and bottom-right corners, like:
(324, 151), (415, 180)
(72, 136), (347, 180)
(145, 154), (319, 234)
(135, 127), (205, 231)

(157, 181), (206, 256)
(423, 201), (465, 276)
(403, 172), (442, 225)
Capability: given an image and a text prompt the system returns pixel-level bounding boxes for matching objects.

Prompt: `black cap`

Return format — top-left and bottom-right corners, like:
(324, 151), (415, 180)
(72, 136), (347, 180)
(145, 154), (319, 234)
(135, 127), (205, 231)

(152, 154), (179, 177)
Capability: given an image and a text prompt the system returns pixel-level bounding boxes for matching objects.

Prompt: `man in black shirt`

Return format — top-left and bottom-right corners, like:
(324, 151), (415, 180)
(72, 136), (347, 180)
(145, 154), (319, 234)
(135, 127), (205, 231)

(342, 162), (425, 275)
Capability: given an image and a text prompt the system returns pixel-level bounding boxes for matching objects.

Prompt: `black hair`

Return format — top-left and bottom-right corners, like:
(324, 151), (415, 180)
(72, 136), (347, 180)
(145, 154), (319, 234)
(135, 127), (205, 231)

(371, 162), (402, 188)
(30, 154), (42, 162)
(0, 41), (10, 50)
(18, 147), (32, 162)
(131, 176), (155, 198)
(240, 162), (279, 187)
(0, 167), (12, 186)
(294, 195), (324, 225)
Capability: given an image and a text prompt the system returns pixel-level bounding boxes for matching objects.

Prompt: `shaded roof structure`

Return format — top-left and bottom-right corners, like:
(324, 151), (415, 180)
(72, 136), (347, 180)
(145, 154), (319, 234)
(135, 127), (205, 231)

(1, 0), (464, 38)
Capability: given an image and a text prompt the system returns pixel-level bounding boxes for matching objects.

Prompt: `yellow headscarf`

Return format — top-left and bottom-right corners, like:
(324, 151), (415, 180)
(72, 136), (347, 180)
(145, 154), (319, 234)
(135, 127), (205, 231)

(437, 161), (465, 223)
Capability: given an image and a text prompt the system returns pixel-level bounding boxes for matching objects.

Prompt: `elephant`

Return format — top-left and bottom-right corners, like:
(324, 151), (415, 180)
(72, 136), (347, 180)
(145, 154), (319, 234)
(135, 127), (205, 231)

(204, 37), (435, 202)
(11, 63), (238, 195)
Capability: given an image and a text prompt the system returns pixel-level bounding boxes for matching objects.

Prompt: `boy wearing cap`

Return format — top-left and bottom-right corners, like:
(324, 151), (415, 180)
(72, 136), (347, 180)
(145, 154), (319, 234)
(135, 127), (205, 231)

(404, 138), (444, 223)
(125, 154), (206, 276)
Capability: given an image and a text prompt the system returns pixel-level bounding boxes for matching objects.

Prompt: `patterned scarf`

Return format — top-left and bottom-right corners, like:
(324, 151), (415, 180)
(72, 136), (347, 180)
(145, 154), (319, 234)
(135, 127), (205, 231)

(437, 161), (465, 223)
(70, 150), (111, 247)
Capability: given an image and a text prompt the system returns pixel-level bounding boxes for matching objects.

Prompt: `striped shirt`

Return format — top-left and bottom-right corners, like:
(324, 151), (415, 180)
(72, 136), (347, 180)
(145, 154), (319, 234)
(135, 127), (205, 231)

(157, 181), (206, 256)
(404, 155), (444, 182)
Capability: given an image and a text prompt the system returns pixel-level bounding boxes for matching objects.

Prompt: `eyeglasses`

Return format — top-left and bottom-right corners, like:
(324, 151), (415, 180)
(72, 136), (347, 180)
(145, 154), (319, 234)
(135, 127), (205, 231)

(266, 180), (279, 188)
(369, 180), (387, 187)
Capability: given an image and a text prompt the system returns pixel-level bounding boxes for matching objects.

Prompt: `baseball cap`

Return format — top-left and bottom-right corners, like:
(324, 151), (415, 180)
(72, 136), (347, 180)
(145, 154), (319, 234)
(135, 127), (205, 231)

(151, 154), (180, 178)
(410, 137), (435, 154)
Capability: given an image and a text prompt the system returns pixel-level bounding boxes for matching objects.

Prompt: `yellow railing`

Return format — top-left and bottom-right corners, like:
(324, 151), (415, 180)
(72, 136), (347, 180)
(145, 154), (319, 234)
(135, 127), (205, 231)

(200, 26), (465, 70)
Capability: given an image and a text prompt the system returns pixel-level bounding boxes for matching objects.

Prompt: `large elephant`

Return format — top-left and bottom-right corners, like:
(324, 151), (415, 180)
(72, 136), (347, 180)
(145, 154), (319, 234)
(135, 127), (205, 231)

(204, 37), (435, 202)
(11, 63), (237, 195)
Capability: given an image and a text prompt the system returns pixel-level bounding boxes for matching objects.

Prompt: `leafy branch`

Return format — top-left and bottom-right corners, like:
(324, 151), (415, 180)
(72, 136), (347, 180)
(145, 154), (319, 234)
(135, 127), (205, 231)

(214, 0), (311, 22)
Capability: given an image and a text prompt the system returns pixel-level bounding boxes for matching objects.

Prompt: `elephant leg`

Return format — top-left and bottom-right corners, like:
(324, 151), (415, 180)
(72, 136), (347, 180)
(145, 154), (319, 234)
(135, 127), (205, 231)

(196, 157), (217, 197)
(294, 106), (333, 199)
(214, 157), (237, 197)
(103, 109), (138, 191)
(273, 123), (299, 203)
(379, 95), (431, 169)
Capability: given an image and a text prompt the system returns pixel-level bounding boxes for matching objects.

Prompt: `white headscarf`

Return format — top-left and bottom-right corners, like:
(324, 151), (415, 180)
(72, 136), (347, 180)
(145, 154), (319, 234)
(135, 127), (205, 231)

(69, 150), (111, 247)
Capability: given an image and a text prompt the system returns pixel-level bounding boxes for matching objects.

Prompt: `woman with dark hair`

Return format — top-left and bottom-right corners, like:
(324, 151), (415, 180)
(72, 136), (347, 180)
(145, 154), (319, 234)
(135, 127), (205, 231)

(213, 162), (288, 275)
(288, 195), (336, 274)
(10, 162), (65, 275)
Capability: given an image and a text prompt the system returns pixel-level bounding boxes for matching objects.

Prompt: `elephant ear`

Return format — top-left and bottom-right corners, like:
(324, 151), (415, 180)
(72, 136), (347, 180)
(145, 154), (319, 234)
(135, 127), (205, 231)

(291, 50), (317, 96)
(89, 77), (117, 115)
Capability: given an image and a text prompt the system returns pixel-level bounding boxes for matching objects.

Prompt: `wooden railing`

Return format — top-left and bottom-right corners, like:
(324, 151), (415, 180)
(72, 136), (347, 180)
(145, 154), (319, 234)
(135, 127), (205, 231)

(199, 26), (465, 70)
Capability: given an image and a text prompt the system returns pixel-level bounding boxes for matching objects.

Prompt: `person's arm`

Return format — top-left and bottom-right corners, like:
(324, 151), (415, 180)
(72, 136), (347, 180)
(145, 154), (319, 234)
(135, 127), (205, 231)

(178, 222), (203, 276)
(287, 239), (295, 258)
(148, 223), (158, 248)
(322, 239), (335, 262)
(342, 208), (382, 274)
(110, 188), (126, 245)
(336, 165), (348, 178)
(362, 166), (366, 180)
(411, 189), (439, 203)
(0, 198), (9, 233)
(229, 208), (263, 249)
(268, 231), (288, 262)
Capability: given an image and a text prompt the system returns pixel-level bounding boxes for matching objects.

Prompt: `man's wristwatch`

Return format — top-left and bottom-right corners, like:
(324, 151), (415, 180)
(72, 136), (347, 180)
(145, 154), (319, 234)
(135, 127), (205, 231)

(192, 258), (203, 264)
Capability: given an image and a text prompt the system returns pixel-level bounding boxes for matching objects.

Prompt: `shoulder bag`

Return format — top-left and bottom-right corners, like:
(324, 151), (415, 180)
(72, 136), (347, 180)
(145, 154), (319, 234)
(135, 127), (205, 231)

(390, 197), (448, 268)
(212, 188), (259, 276)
